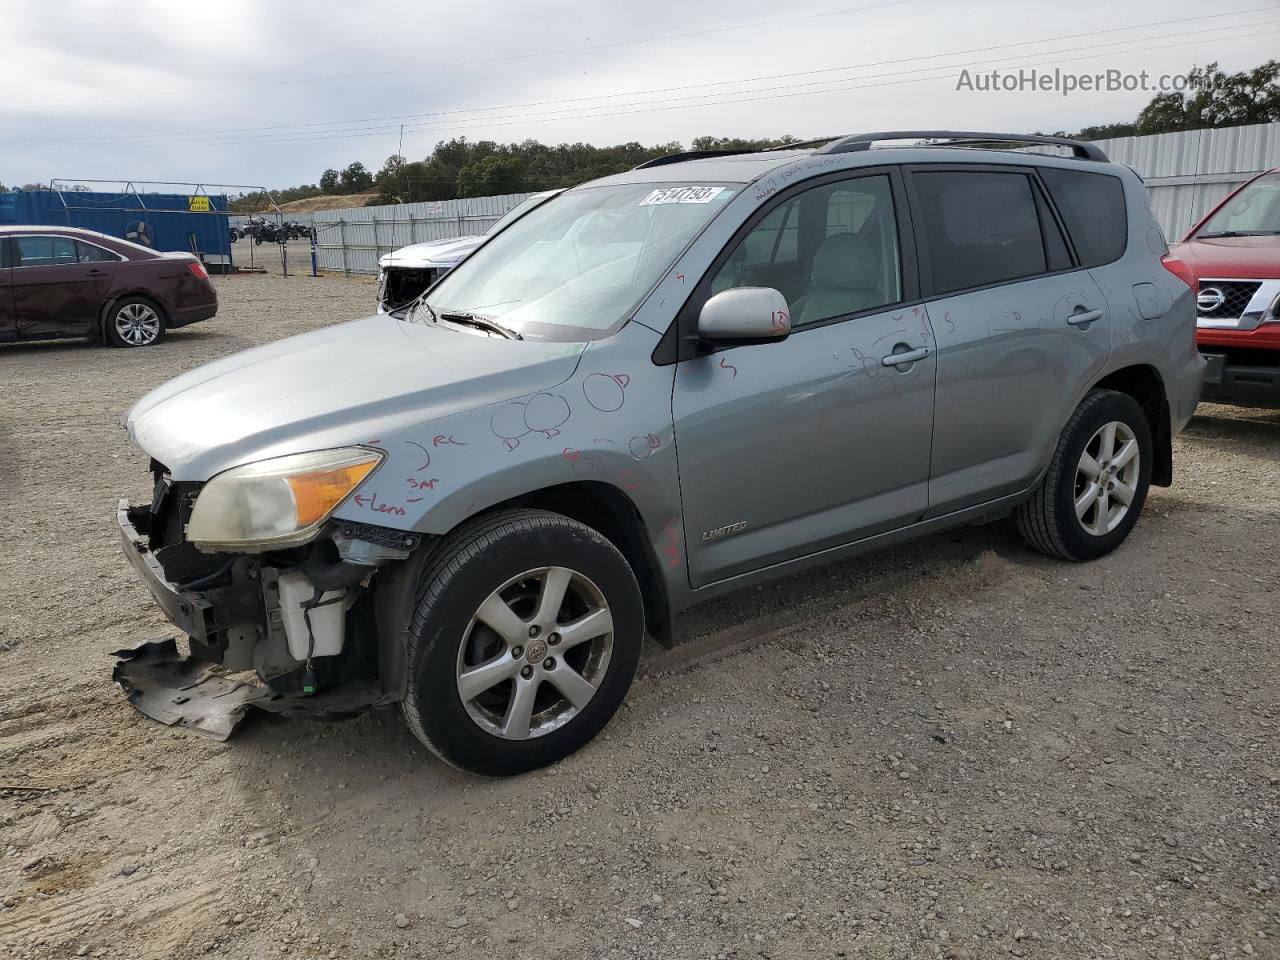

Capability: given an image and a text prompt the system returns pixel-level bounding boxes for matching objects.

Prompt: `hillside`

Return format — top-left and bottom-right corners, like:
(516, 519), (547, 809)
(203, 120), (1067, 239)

(275, 192), (378, 213)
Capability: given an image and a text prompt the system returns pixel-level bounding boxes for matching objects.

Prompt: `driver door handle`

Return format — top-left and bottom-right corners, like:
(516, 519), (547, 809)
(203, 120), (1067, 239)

(1067, 307), (1103, 326)
(881, 346), (931, 367)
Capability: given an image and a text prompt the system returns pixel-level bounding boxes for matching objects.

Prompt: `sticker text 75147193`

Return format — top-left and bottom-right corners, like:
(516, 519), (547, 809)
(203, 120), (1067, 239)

(639, 186), (725, 206)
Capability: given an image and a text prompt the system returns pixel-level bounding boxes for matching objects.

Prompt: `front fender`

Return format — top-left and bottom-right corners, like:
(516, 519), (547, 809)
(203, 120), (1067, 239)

(333, 322), (686, 586)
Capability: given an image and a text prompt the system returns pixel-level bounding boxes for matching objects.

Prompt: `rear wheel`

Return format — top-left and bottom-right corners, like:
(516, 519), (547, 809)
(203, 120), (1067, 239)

(105, 297), (166, 348)
(1016, 389), (1153, 561)
(401, 509), (643, 776)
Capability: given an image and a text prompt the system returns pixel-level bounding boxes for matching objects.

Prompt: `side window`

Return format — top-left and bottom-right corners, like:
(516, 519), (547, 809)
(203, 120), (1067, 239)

(76, 241), (121, 263)
(913, 170), (1047, 295)
(0, 239), (9, 269)
(709, 174), (902, 326)
(15, 236), (78, 268)
(1039, 168), (1127, 267)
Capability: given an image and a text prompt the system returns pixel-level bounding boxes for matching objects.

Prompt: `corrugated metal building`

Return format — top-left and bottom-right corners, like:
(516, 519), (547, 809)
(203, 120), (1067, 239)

(0, 189), (232, 260)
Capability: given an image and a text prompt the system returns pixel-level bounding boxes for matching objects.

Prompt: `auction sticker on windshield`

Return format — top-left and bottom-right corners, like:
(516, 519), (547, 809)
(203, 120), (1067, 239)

(640, 186), (725, 205)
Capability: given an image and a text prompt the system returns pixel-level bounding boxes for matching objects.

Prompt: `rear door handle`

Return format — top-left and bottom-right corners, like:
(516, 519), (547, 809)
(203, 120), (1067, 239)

(86, 269), (107, 277)
(1067, 307), (1103, 326)
(881, 346), (931, 367)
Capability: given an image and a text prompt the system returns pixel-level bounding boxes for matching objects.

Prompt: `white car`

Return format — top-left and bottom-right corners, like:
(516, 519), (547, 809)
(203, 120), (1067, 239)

(377, 190), (561, 311)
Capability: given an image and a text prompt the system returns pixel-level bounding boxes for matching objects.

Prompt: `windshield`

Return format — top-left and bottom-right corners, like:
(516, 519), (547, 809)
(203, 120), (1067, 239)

(484, 191), (557, 235)
(421, 182), (738, 339)
(1197, 172), (1280, 236)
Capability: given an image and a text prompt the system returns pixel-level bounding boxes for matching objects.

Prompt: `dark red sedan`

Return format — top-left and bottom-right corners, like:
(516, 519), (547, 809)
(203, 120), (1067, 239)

(0, 226), (218, 348)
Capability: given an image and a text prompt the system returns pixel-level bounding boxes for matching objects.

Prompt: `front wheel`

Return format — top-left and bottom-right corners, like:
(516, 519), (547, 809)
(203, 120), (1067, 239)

(401, 509), (644, 776)
(1016, 389), (1153, 561)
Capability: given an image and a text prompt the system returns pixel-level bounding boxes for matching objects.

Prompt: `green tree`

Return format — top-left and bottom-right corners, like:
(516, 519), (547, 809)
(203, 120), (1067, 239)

(1136, 60), (1279, 133)
(319, 168), (340, 193)
(456, 155), (525, 198)
(690, 135), (799, 151)
(339, 161), (374, 194)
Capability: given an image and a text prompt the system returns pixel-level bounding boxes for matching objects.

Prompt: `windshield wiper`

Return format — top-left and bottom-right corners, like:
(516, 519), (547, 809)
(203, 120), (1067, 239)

(439, 311), (523, 340)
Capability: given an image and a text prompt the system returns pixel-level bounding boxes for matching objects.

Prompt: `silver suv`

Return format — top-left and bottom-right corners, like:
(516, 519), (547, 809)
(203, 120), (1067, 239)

(117, 131), (1204, 775)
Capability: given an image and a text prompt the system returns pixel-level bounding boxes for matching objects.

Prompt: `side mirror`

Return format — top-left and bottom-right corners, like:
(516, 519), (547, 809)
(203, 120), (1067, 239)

(697, 287), (791, 344)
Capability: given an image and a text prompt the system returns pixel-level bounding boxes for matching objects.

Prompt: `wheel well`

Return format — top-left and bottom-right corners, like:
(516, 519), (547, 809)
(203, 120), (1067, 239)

(1092, 364), (1172, 486)
(500, 481), (674, 647)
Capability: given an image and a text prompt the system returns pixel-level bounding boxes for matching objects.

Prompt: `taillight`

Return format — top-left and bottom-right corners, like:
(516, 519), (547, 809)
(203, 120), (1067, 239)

(1160, 254), (1197, 293)
(187, 261), (209, 280)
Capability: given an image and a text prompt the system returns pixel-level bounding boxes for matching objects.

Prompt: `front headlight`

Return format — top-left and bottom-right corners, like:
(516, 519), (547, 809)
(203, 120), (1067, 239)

(187, 447), (383, 552)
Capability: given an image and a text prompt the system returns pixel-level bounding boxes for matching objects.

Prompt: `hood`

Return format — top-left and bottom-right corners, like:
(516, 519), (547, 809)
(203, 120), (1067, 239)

(379, 234), (485, 269)
(126, 314), (585, 480)
(1169, 235), (1280, 279)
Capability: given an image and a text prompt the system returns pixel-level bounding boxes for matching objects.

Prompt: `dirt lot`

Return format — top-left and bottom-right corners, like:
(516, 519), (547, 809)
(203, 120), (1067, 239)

(1, 270), (1276, 960)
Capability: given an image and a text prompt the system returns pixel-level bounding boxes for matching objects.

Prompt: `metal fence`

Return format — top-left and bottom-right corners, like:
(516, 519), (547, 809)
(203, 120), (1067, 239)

(311, 192), (535, 275)
(309, 123), (1280, 275)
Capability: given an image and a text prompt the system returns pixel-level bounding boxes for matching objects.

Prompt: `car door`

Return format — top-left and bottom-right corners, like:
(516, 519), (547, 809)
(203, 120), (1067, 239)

(904, 165), (1111, 517)
(672, 169), (936, 587)
(10, 234), (114, 339)
(0, 238), (15, 342)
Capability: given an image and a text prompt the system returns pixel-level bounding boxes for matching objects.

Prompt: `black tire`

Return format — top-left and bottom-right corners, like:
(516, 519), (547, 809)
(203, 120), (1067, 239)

(1016, 389), (1153, 561)
(104, 296), (167, 348)
(401, 508), (644, 776)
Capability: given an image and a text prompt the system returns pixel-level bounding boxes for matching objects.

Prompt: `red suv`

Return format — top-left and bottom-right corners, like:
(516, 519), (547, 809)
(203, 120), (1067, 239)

(1167, 169), (1280, 408)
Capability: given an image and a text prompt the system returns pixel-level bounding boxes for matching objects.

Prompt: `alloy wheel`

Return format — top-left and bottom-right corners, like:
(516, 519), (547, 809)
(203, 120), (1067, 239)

(1074, 420), (1140, 536)
(115, 303), (161, 346)
(455, 566), (614, 740)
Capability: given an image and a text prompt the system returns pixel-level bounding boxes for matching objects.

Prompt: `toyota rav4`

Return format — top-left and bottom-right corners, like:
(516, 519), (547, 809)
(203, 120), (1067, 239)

(115, 131), (1203, 776)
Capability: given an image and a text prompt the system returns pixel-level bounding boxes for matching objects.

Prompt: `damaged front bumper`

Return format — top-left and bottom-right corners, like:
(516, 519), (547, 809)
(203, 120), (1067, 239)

(118, 500), (218, 644)
(114, 497), (405, 739)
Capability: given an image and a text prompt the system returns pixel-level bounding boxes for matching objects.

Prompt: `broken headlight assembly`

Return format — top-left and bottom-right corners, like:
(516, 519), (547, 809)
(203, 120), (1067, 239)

(186, 447), (384, 552)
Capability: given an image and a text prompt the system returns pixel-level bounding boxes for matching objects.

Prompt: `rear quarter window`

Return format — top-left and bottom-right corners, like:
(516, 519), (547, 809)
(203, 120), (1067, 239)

(1039, 168), (1127, 267)
(76, 241), (122, 263)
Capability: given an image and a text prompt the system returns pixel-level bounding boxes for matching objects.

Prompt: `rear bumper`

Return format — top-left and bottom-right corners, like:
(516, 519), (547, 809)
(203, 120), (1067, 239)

(170, 300), (218, 328)
(1199, 352), (1280, 408)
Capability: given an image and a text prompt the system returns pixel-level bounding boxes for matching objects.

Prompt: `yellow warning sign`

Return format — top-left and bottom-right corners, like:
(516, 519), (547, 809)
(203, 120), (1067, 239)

(188, 196), (211, 212)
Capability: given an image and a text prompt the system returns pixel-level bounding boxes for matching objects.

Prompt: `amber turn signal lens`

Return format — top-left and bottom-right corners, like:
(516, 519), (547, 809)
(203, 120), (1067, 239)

(287, 459), (379, 528)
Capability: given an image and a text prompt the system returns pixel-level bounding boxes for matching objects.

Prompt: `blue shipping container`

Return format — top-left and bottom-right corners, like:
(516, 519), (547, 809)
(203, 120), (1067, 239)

(0, 189), (231, 259)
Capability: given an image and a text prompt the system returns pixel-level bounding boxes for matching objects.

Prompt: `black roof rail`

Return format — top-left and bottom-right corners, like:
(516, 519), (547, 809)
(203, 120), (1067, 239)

(632, 149), (760, 170)
(816, 131), (1108, 162)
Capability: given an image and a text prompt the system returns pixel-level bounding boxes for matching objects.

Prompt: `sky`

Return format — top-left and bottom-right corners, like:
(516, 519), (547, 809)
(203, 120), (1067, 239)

(0, 0), (1276, 192)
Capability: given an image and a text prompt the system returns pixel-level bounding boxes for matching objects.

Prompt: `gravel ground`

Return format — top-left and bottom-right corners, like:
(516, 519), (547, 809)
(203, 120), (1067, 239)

(0, 270), (1276, 960)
